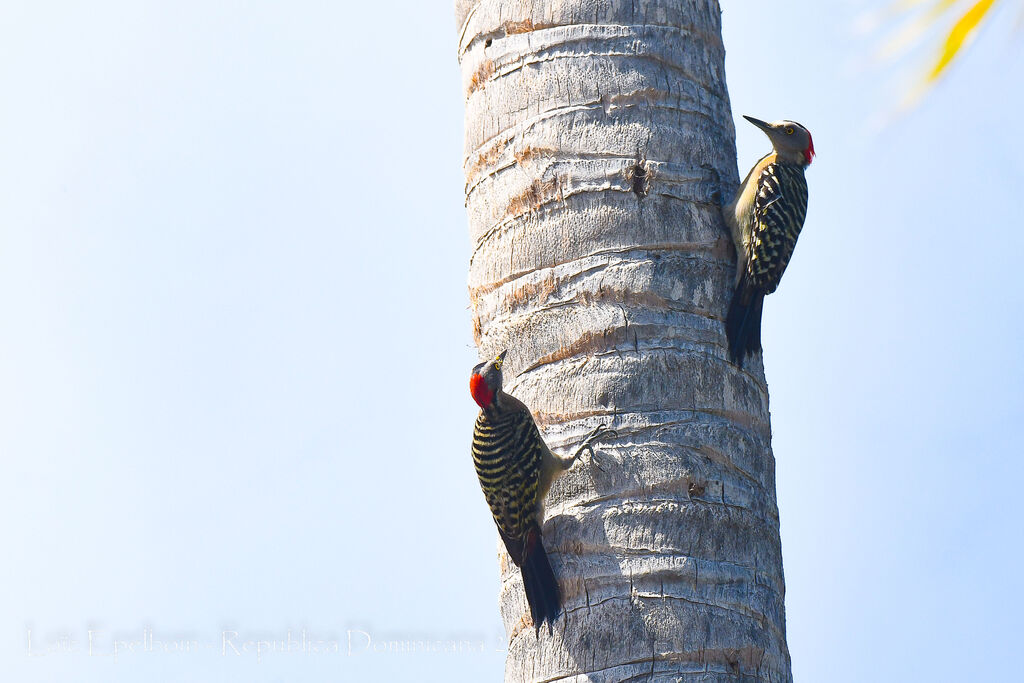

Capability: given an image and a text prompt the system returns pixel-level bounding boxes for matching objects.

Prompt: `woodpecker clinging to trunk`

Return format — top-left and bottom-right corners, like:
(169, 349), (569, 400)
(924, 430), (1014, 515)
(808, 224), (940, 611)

(470, 351), (614, 633)
(724, 115), (815, 367)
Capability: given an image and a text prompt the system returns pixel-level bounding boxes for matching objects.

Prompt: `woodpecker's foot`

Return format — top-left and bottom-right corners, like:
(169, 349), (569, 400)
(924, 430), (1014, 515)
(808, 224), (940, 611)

(573, 424), (617, 470)
(590, 449), (613, 473)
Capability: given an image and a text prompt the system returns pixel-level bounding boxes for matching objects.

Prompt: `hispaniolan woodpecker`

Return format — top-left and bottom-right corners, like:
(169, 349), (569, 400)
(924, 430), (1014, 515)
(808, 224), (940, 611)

(469, 350), (614, 633)
(724, 115), (815, 367)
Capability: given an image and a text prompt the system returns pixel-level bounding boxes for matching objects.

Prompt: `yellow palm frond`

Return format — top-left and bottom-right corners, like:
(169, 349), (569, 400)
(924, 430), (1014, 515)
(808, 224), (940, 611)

(927, 0), (999, 82)
(861, 0), (1009, 113)
(874, 0), (960, 62)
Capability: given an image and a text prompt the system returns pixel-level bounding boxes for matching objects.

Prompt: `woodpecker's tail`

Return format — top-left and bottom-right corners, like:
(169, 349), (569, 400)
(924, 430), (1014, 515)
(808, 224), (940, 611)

(726, 275), (764, 367)
(520, 526), (560, 633)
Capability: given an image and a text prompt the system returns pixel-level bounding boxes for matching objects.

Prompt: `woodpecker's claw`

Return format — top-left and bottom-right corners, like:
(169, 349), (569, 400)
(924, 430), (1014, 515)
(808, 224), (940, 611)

(574, 424), (617, 471)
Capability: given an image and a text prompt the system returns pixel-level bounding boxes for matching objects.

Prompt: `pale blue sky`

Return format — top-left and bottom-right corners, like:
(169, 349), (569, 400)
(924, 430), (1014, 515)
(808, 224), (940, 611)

(1, 2), (1021, 682)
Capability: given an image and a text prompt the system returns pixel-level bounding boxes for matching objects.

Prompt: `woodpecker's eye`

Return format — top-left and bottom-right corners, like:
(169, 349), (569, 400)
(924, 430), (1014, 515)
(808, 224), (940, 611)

(493, 355), (504, 370)
(785, 127), (795, 135)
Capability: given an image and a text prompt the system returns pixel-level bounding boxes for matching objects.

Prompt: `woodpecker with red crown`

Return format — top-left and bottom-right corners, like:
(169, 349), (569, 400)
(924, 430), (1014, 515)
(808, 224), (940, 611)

(724, 115), (815, 367)
(469, 350), (614, 633)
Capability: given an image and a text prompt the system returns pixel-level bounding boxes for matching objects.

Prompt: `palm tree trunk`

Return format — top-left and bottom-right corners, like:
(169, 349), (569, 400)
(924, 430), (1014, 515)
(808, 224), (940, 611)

(456, 2), (792, 681)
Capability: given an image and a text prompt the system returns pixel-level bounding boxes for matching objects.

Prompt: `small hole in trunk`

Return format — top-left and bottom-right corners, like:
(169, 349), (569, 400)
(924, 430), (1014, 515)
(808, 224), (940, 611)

(630, 162), (649, 198)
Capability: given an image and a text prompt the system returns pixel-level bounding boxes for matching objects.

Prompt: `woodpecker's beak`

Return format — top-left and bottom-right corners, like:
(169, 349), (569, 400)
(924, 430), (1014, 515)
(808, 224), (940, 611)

(743, 115), (772, 132)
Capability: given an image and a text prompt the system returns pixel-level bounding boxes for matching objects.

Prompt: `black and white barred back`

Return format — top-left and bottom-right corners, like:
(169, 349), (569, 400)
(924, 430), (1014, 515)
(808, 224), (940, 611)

(471, 406), (544, 564)
(746, 162), (809, 292)
(472, 403), (562, 631)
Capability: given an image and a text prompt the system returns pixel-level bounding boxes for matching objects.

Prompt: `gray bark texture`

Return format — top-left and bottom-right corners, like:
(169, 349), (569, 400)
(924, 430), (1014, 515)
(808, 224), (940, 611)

(455, 2), (792, 681)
